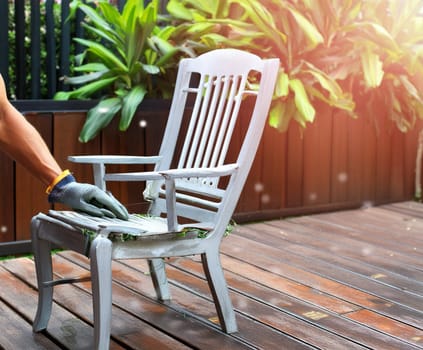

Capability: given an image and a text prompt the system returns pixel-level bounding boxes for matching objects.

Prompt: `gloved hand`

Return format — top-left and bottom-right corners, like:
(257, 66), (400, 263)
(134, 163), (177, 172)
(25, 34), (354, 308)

(48, 172), (129, 220)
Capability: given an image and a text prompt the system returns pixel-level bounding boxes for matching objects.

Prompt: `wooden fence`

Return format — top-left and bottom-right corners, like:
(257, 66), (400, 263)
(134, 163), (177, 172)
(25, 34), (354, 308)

(0, 0), (166, 99)
(0, 101), (421, 255)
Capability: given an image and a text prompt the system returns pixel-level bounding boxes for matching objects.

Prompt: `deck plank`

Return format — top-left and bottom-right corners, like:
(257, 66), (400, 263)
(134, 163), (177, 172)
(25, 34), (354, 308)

(0, 264), (125, 350)
(116, 258), (360, 350)
(166, 256), (418, 350)
(0, 299), (60, 350)
(59, 251), (311, 350)
(260, 220), (423, 294)
(0, 202), (422, 349)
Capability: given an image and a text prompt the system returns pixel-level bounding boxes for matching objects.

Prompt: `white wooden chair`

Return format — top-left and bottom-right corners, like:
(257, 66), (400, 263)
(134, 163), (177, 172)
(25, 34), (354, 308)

(31, 49), (279, 349)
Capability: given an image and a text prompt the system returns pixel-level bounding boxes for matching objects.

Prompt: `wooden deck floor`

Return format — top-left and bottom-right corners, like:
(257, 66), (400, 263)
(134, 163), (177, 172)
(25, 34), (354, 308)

(0, 201), (422, 349)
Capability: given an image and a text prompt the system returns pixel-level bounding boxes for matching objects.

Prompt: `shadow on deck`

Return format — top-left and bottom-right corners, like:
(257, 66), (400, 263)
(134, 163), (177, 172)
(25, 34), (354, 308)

(0, 201), (422, 349)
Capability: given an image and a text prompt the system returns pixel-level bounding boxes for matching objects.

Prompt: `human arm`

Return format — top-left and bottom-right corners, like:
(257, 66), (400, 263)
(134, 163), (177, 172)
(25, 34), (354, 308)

(0, 74), (128, 219)
(0, 75), (62, 185)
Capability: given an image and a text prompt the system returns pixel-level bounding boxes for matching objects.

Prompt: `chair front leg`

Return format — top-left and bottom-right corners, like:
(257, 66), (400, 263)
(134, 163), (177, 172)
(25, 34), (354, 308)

(32, 217), (54, 332)
(90, 236), (112, 350)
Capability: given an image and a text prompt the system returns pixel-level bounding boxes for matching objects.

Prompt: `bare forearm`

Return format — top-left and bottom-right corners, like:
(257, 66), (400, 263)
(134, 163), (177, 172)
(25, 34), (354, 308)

(0, 102), (62, 186)
(0, 74), (61, 185)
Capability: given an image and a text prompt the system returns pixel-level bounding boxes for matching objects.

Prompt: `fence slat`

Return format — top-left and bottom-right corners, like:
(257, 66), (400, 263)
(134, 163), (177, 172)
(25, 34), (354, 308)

(0, 2), (9, 85)
(45, 0), (57, 98)
(59, 0), (71, 92)
(14, 1), (26, 99)
(4, 0), (171, 99)
(30, 0), (41, 99)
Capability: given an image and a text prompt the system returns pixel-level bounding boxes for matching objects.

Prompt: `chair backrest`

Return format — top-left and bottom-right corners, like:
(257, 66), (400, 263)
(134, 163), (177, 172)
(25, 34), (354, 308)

(147, 49), (279, 233)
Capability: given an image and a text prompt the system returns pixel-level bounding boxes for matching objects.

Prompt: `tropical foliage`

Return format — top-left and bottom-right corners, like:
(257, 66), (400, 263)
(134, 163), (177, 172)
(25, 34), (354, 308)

(55, 0), (183, 142)
(168, 0), (423, 133)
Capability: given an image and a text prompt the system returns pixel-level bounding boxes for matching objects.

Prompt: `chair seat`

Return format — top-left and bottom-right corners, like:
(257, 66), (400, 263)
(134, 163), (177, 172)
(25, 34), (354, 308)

(47, 210), (213, 243)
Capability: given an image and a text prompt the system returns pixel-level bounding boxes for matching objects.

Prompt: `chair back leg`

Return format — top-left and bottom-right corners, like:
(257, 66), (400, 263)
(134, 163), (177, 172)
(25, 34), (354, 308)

(148, 258), (171, 301)
(201, 250), (238, 333)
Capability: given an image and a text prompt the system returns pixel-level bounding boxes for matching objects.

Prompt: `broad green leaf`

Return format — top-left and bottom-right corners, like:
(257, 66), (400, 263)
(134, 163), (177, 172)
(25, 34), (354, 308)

(304, 63), (344, 99)
(77, 3), (113, 32)
(150, 36), (176, 56)
(74, 38), (127, 71)
(74, 63), (108, 73)
(154, 47), (180, 68)
(200, 33), (262, 50)
(237, 0), (287, 49)
(63, 71), (108, 85)
(68, 0), (82, 21)
(350, 21), (400, 53)
(80, 97), (122, 142)
(54, 91), (72, 101)
(399, 75), (422, 103)
(269, 99), (295, 132)
(361, 49), (384, 88)
(142, 64), (160, 75)
(175, 0), (219, 18)
(392, 95), (402, 113)
(120, 85), (147, 131)
(200, 33), (231, 47)
(123, 0), (144, 32)
(75, 52), (86, 66)
(289, 79), (315, 123)
(140, 0), (158, 26)
(59, 77), (117, 99)
(286, 5), (324, 49)
(275, 71), (289, 98)
(185, 22), (217, 36)
(307, 86), (355, 112)
(223, 23), (265, 42)
(154, 25), (176, 41)
(167, 0), (194, 21)
(98, 2), (121, 27)
(81, 22), (121, 48)
(389, 0), (423, 38)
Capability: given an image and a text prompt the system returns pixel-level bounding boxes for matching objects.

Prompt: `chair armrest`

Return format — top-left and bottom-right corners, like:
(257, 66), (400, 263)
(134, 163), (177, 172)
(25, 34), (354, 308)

(68, 155), (162, 190)
(68, 155), (162, 165)
(104, 171), (164, 182)
(159, 163), (239, 179)
(104, 163), (238, 182)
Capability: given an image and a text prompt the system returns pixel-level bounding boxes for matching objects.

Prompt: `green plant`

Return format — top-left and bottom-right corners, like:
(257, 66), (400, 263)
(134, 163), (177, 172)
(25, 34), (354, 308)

(168, 0), (423, 133)
(55, 0), (184, 142)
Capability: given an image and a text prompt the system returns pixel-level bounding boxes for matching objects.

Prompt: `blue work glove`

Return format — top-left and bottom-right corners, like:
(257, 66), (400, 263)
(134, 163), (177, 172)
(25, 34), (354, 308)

(48, 173), (129, 220)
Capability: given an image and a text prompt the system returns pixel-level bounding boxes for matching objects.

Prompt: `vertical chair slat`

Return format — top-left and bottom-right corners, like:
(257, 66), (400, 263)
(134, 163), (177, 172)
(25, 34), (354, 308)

(202, 76), (231, 169)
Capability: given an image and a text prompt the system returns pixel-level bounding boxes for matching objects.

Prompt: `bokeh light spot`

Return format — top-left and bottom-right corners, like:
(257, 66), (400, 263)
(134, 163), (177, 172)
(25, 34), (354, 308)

(254, 182), (264, 193)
